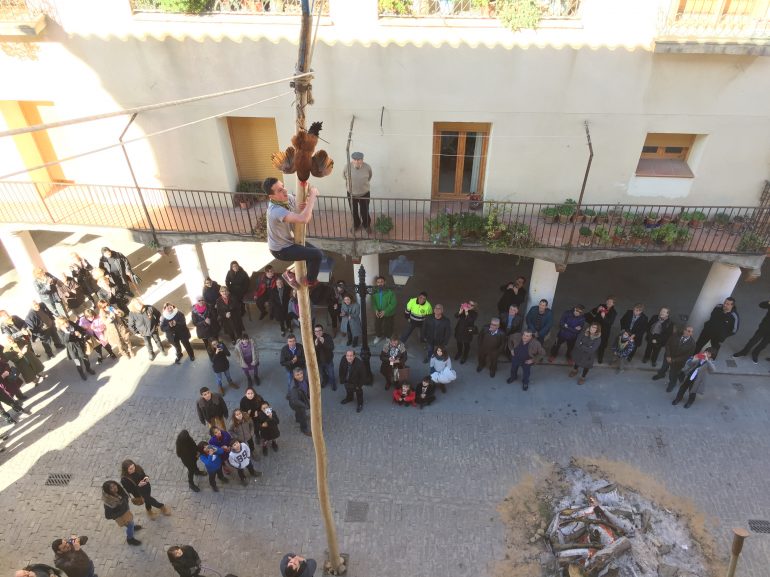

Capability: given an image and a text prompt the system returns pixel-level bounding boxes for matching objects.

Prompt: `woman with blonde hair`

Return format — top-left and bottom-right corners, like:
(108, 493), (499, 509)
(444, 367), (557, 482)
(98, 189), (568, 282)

(32, 267), (67, 318)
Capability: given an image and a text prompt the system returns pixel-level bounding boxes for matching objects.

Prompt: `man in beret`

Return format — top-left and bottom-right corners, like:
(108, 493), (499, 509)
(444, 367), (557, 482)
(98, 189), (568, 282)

(343, 151), (373, 234)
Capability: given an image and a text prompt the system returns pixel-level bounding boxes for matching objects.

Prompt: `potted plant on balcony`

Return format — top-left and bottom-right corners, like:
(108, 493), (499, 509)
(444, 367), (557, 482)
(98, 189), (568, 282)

(425, 212), (454, 246)
(509, 221), (534, 248)
(629, 224), (649, 247)
(483, 206), (513, 252)
(611, 225), (629, 247)
(682, 210), (707, 229)
(674, 225), (692, 248)
(578, 226), (592, 247)
(556, 199), (577, 223)
(594, 210), (609, 224)
(468, 193), (483, 210)
(651, 223), (678, 247)
(729, 214), (747, 235)
(659, 213), (674, 225)
(737, 231), (765, 253)
(712, 212), (731, 231)
(374, 214), (394, 237)
(540, 206), (559, 224)
(456, 211), (486, 242)
(644, 212), (659, 228)
(252, 213), (268, 241)
(593, 226), (611, 246)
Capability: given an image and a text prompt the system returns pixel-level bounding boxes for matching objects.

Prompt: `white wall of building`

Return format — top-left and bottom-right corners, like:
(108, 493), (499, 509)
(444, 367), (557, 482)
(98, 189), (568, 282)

(0, 0), (768, 205)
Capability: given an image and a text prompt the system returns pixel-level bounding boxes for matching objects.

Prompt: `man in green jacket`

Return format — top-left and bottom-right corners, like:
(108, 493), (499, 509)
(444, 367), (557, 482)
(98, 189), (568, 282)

(400, 291), (432, 346)
(372, 276), (396, 345)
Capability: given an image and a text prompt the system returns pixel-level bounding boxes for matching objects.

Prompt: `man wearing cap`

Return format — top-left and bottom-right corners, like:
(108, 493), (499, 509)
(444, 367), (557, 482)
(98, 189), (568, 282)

(343, 151), (373, 233)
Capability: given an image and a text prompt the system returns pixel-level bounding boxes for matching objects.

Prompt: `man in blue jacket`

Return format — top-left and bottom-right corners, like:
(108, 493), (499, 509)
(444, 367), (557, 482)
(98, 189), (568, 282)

(526, 299), (553, 345)
(548, 305), (585, 362)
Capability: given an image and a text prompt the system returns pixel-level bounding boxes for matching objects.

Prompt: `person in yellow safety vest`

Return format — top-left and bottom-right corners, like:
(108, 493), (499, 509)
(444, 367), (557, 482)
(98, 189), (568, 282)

(400, 292), (433, 346)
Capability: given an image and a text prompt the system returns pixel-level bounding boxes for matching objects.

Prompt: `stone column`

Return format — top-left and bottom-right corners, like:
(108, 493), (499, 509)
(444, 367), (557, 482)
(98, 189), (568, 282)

(527, 258), (561, 312)
(1, 230), (46, 296)
(688, 262), (742, 333)
(175, 243), (206, 305)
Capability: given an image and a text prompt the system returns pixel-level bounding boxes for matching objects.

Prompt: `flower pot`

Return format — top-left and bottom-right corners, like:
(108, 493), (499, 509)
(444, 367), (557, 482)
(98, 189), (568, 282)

(578, 236), (591, 247)
(689, 220), (704, 229)
(239, 201), (249, 210)
(594, 215), (608, 225)
(659, 214), (673, 225)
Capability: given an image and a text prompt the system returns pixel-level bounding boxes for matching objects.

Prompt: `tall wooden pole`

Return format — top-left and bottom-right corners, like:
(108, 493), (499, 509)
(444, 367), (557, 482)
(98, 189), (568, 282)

(292, 0), (344, 573)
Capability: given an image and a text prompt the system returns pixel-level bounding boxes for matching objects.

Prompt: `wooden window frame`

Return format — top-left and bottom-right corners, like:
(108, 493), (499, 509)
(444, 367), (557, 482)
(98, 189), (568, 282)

(431, 122), (491, 199)
(636, 133), (696, 178)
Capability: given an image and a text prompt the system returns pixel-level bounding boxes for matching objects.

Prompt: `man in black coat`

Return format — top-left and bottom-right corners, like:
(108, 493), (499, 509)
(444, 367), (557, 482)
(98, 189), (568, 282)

(25, 301), (64, 359)
(732, 300), (770, 363)
(497, 277), (527, 317)
(641, 307), (673, 367)
(476, 317), (507, 378)
(196, 387), (228, 431)
(279, 334), (306, 388)
(313, 324), (336, 390)
(653, 325), (696, 392)
(52, 536), (93, 577)
(586, 297), (617, 364)
(99, 247), (135, 296)
(338, 349), (366, 412)
(16, 563), (62, 577)
(619, 303), (648, 361)
(423, 304), (451, 363)
(287, 368), (311, 437)
(694, 297), (739, 360)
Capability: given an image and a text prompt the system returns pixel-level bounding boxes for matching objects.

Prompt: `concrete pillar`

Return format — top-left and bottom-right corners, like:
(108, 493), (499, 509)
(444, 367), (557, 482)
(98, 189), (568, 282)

(688, 262), (742, 333)
(175, 243), (206, 305)
(353, 254), (379, 305)
(1, 230), (46, 296)
(528, 258), (561, 312)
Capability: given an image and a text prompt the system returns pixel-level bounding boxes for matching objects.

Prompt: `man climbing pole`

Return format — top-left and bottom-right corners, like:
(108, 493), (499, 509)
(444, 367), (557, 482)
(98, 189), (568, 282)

(263, 177), (324, 290)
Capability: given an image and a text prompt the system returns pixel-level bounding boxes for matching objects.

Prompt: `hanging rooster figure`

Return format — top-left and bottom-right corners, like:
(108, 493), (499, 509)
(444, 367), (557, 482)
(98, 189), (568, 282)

(271, 121), (334, 184)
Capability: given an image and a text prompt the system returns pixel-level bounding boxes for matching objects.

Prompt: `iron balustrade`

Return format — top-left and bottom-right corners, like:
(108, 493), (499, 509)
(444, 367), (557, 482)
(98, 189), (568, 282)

(378, 0), (581, 18)
(0, 180), (767, 254)
(658, 0), (770, 40)
(130, 0), (329, 15)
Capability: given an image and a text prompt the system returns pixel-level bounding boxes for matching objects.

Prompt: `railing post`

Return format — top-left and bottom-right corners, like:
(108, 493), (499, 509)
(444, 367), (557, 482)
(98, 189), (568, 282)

(119, 113), (159, 245)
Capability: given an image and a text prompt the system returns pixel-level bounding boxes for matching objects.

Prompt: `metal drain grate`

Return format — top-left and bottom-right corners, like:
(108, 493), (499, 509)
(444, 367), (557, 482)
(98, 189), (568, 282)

(45, 473), (71, 487)
(725, 359), (737, 368)
(344, 501), (369, 523)
(749, 520), (770, 534)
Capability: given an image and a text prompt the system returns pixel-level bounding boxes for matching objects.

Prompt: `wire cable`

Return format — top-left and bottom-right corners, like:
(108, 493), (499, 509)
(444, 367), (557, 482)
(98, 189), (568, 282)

(0, 72), (311, 139)
(0, 90), (293, 181)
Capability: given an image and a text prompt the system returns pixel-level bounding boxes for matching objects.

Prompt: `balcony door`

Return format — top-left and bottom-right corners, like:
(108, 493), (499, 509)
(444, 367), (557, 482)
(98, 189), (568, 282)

(431, 122), (490, 199)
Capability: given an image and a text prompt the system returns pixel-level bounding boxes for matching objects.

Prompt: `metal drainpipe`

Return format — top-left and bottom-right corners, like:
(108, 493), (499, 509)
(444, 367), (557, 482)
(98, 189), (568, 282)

(119, 113), (159, 247)
(562, 121), (594, 269)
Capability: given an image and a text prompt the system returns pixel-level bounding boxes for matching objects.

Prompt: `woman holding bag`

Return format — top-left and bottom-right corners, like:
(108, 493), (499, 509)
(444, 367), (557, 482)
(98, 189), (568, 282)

(101, 480), (142, 546)
(120, 459), (171, 520)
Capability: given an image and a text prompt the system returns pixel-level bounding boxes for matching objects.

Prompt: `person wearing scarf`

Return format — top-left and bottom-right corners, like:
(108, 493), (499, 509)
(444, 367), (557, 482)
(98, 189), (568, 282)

(191, 296), (219, 351)
(101, 481), (142, 546)
(160, 302), (195, 364)
(379, 336), (407, 390)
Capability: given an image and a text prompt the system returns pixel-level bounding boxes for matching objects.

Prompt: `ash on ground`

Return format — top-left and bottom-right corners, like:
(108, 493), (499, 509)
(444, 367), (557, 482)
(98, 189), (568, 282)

(544, 466), (706, 577)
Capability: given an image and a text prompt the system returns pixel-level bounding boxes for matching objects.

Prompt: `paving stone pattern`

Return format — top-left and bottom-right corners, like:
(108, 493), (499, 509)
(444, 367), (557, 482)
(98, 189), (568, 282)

(1, 338), (770, 577)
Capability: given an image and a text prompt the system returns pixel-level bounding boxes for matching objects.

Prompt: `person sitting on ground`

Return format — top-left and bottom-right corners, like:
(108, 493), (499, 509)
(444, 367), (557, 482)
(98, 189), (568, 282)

(610, 330), (636, 373)
(429, 345), (455, 393)
(414, 376), (436, 409)
(263, 178), (324, 290)
(167, 545), (202, 577)
(392, 382), (416, 407)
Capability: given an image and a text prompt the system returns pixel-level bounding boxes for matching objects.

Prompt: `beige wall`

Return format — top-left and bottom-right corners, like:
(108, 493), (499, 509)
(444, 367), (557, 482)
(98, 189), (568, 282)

(0, 0), (768, 206)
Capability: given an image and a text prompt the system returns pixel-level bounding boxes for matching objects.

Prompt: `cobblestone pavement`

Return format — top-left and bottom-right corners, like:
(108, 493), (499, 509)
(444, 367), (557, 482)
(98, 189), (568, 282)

(1, 233), (770, 576)
(1, 335), (769, 577)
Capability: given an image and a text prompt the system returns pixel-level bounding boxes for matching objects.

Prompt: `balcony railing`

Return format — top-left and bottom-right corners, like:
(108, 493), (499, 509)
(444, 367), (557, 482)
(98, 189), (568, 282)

(378, 0), (581, 19)
(0, 0), (40, 20)
(130, 0), (329, 15)
(0, 181), (767, 255)
(658, 0), (770, 40)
